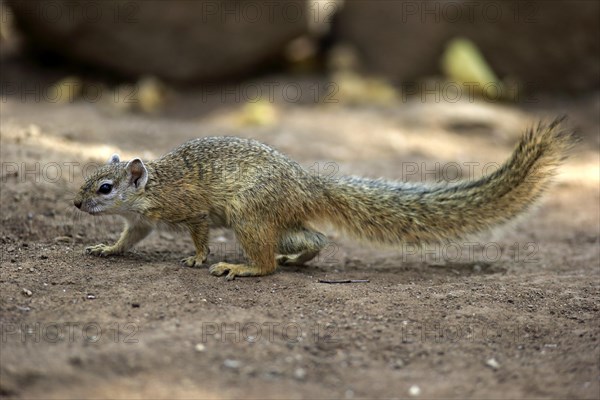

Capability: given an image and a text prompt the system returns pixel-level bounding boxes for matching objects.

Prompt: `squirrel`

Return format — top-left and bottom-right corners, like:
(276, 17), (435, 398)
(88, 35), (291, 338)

(74, 117), (574, 280)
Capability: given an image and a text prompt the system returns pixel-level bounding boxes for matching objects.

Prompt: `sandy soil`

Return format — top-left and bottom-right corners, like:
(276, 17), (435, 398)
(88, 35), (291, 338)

(0, 76), (599, 399)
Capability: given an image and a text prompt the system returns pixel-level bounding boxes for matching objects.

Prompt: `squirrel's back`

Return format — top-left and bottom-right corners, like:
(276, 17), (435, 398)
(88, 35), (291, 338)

(144, 136), (324, 227)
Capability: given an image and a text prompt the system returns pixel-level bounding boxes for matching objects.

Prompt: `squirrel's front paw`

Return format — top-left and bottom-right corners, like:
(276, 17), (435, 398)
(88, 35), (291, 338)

(181, 254), (208, 268)
(85, 244), (119, 257)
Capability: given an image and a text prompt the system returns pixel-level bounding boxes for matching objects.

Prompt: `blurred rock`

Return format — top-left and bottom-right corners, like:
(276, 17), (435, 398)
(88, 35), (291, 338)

(456, 0), (600, 92)
(8, 0), (307, 82)
(333, 0), (600, 92)
(333, 1), (447, 82)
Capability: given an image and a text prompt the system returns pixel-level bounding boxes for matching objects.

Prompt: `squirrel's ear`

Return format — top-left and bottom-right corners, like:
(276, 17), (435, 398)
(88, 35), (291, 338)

(125, 158), (148, 189)
(108, 154), (120, 164)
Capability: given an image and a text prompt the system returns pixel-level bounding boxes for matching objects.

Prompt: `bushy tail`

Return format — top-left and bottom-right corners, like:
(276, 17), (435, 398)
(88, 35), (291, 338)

(318, 117), (575, 245)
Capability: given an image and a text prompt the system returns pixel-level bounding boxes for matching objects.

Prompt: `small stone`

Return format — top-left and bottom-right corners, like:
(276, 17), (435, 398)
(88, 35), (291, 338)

(409, 385), (421, 396)
(473, 264), (482, 272)
(131, 303), (140, 308)
(68, 356), (83, 366)
(22, 288), (32, 297)
(194, 343), (206, 352)
(486, 358), (500, 370)
(223, 359), (241, 369)
(293, 367), (306, 380)
(86, 294), (96, 300)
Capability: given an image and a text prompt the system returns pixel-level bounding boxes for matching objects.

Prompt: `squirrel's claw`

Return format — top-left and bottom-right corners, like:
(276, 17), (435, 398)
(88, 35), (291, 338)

(181, 256), (196, 267)
(85, 244), (118, 257)
(209, 262), (230, 278)
(209, 262), (238, 280)
(181, 254), (208, 268)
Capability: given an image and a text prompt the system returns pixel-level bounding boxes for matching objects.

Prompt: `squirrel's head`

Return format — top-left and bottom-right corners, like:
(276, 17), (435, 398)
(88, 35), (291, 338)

(74, 154), (148, 215)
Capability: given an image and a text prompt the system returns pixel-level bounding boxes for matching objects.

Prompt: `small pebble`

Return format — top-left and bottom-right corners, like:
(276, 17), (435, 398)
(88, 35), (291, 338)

(223, 359), (241, 369)
(22, 288), (32, 297)
(486, 358), (500, 370)
(409, 385), (421, 396)
(293, 367), (306, 380)
(194, 343), (206, 352)
(86, 294), (96, 300)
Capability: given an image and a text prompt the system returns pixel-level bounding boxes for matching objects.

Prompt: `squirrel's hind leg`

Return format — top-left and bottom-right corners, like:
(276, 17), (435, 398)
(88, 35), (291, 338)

(276, 227), (328, 266)
(209, 225), (278, 280)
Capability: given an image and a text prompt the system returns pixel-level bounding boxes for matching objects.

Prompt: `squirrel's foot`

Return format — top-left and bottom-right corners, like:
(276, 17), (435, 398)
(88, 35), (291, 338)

(209, 262), (266, 281)
(180, 254), (208, 268)
(85, 243), (120, 257)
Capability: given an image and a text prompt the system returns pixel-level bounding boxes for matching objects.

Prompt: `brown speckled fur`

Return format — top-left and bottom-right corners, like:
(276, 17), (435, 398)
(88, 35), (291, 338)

(74, 117), (574, 280)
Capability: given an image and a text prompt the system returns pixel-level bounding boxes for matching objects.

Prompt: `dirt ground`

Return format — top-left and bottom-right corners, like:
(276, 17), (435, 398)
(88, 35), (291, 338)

(0, 68), (599, 399)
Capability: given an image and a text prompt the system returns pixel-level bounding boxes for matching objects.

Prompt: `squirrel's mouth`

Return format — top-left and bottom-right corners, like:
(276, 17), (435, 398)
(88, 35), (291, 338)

(77, 204), (101, 215)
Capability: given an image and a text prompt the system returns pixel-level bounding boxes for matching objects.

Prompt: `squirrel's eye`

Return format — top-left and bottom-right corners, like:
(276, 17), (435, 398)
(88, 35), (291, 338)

(98, 183), (113, 194)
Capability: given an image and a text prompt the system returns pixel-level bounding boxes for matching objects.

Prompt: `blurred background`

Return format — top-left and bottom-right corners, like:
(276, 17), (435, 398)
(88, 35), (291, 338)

(1, 0), (599, 112)
(1, 0), (598, 167)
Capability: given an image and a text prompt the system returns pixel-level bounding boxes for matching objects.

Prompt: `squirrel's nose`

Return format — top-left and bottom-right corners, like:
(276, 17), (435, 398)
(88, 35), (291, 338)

(74, 199), (82, 209)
